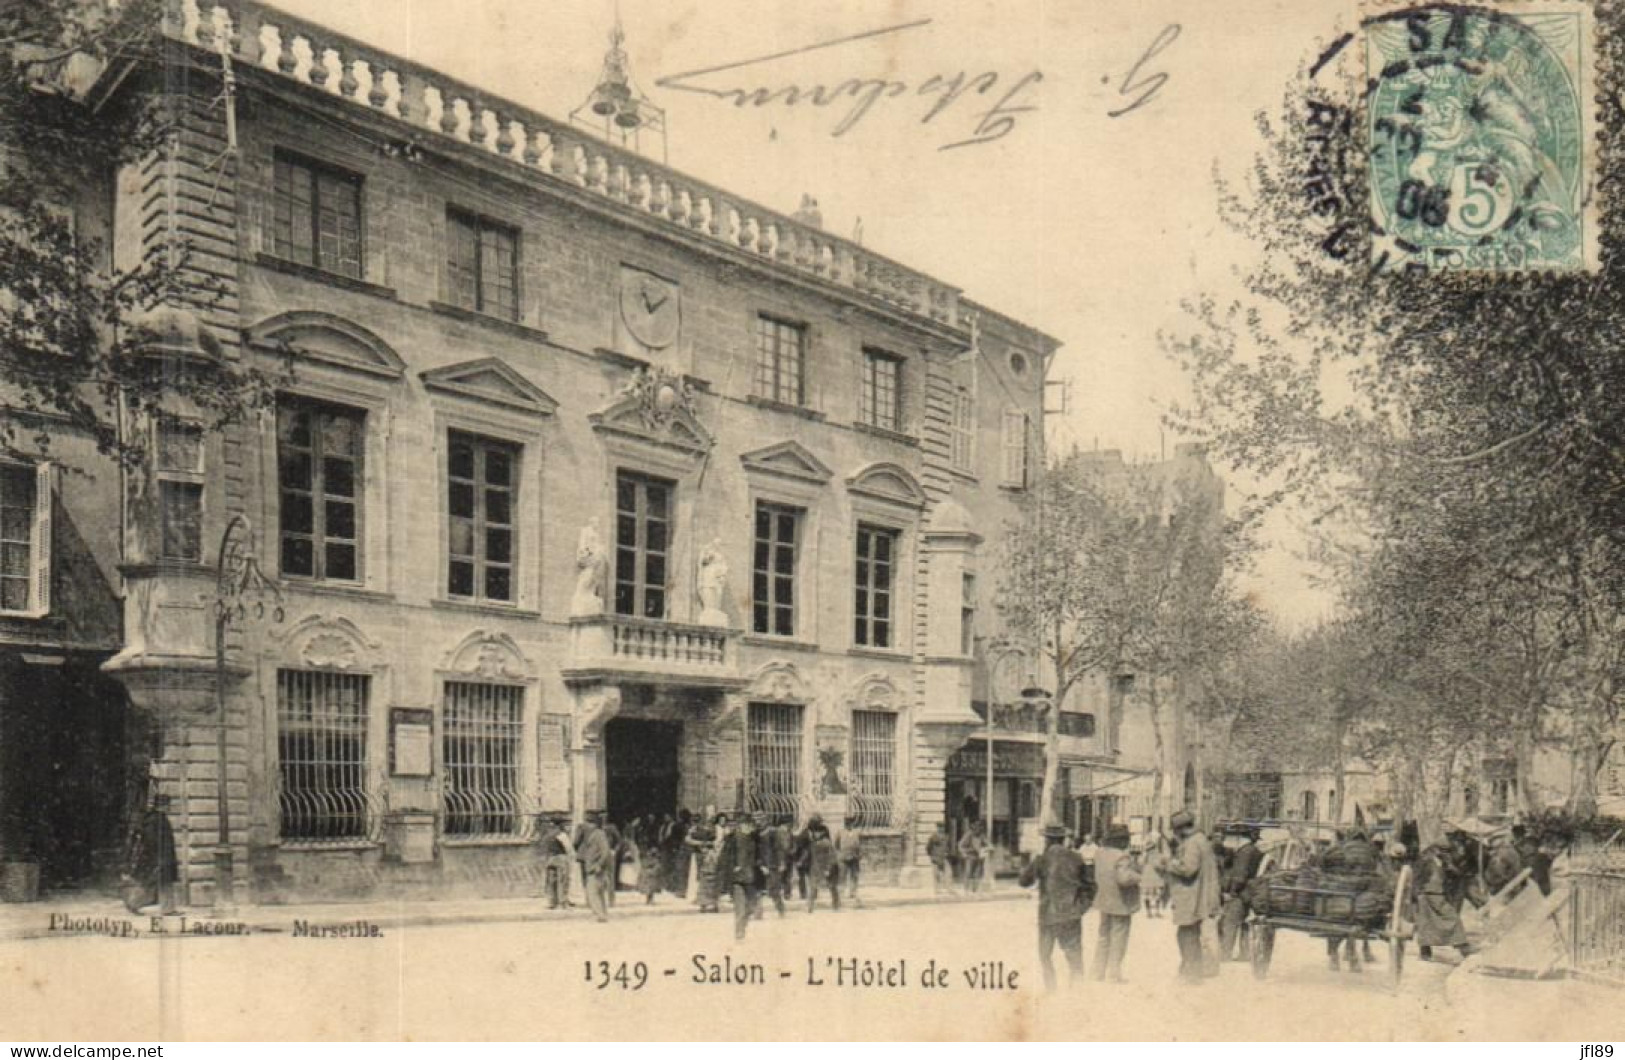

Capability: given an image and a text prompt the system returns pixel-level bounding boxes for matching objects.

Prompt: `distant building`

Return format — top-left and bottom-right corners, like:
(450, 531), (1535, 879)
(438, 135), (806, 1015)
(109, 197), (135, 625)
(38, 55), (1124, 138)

(1035, 443), (1224, 841)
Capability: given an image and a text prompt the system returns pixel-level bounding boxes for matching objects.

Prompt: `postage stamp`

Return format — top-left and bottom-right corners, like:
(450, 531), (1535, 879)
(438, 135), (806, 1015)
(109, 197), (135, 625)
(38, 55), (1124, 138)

(1363, 1), (1598, 271)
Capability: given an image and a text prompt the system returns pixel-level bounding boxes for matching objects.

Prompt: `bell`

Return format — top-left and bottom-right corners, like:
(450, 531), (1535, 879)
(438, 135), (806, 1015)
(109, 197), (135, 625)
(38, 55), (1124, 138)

(614, 104), (643, 130)
(590, 80), (630, 116)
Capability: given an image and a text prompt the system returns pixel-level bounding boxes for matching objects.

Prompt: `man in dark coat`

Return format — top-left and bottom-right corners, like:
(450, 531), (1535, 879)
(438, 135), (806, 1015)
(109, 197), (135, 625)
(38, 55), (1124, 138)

(123, 792), (178, 915)
(1167, 810), (1220, 984)
(718, 814), (767, 940)
(538, 815), (574, 909)
(1019, 822), (1095, 989)
(801, 815), (838, 913)
(926, 823), (954, 894)
(575, 817), (614, 923)
(1218, 827), (1263, 961)
(600, 817), (622, 907)
(758, 813), (791, 918)
(1091, 824), (1142, 982)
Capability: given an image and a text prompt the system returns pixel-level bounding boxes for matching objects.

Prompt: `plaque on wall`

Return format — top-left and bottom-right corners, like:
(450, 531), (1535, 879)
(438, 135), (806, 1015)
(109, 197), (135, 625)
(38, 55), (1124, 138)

(390, 708), (434, 777)
(618, 264), (681, 353)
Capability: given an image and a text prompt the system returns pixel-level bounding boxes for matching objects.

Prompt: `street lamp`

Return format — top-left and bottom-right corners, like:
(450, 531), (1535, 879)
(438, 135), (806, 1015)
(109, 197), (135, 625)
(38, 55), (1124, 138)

(212, 514), (283, 912)
(1020, 682), (1053, 841)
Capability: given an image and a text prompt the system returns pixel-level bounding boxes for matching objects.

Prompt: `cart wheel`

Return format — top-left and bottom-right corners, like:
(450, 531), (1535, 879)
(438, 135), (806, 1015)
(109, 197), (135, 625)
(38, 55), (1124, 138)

(1389, 936), (1405, 986)
(1251, 925), (1275, 979)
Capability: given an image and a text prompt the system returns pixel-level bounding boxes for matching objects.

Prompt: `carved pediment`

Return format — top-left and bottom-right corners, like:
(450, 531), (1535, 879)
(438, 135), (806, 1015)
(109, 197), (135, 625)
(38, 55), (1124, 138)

(739, 441), (833, 485)
(276, 614), (383, 671)
(246, 311), (405, 379)
(590, 367), (713, 456)
(847, 671), (903, 713)
(745, 660), (812, 703)
(421, 358), (557, 416)
(846, 461), (926, 508)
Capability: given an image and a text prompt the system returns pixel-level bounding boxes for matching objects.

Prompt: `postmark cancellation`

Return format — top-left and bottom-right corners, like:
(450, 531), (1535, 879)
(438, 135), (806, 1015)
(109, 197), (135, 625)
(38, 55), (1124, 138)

(1363, 0), (1598, 271)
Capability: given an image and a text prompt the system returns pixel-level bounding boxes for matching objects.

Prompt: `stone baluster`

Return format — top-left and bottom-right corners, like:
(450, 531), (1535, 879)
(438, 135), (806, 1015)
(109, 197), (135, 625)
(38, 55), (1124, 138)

(382, 70), (405, 119)
(201, 3), (228, 53)
(668, 186), (690, 226)
(181, 0), (203, 44)
(439, 93), (461, 137)
(228, 2), (263, 67)
(255, 21), (279, 71)
(740, 216), (760, 253)
(401, 73), (437, 129)
(634, 173), (654, 212)
(363, 61), (387, 109)
(607, 162), (629, 202)
(479, 106), (500, 153)
(274, 27), (298, 76)
(307, 44), (332, 90)
(522, 127), (544, 167)
(651, 180), (671, 218)
(552, 138), (583, 185)
(338, 52), (361, 101)
(587, 153), (609, 194)
(501, 119), (523, 160)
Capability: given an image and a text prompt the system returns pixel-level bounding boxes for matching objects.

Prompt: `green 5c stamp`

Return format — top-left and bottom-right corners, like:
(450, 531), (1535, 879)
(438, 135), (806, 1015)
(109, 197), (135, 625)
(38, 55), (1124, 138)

(1365, 2), (1596, 271)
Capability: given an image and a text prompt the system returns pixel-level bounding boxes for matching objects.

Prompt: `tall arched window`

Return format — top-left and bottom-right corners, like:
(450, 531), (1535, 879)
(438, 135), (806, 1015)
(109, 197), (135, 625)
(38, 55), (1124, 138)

(1301, 790), (1318, 822)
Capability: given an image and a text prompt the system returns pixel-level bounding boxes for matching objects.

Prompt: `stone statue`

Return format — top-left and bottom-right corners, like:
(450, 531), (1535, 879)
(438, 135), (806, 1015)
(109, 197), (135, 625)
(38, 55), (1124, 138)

(571, 518), (606, 617)
(696, 538), (729, 627)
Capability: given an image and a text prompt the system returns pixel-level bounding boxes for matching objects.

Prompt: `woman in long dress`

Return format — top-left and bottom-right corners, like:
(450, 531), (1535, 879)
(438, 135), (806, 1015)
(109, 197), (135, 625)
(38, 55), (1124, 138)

(687, 812), (722, 912)
(1414, 836), (1475, 960)
(635, 817), (663, 904)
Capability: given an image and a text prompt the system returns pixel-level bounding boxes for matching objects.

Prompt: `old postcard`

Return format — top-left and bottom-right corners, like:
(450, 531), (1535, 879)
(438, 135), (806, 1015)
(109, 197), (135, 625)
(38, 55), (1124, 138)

(0, 0), (1622, 1043)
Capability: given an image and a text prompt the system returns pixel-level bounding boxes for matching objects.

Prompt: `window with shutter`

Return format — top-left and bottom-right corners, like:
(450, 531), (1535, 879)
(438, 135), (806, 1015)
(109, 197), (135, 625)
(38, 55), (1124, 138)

(951, 386), (975, 472)
(0, 462), (50, 617)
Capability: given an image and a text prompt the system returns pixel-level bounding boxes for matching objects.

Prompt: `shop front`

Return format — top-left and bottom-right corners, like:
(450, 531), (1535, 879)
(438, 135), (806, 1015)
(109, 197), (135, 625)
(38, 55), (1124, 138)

(945, 737), (1046, 870)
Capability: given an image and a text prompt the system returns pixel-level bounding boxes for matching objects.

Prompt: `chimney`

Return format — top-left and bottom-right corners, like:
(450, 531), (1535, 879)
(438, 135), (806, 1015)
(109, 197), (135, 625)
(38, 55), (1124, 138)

(793, 194), (823, 229)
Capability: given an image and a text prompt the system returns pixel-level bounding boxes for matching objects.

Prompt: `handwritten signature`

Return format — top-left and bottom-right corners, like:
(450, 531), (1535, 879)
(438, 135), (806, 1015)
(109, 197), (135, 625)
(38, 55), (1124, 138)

(656, 20), (1180, 151)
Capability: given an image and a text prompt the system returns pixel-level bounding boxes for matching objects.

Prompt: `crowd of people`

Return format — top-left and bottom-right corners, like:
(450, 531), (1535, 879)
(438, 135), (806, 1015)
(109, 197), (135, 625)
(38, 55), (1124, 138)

(1013, 810), (1565, 991)
(532, 808), (868, 938)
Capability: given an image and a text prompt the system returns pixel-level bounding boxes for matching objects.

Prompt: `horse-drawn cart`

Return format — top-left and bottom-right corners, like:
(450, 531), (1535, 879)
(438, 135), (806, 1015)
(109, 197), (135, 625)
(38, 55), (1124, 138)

(1248, 864), (1414, 985)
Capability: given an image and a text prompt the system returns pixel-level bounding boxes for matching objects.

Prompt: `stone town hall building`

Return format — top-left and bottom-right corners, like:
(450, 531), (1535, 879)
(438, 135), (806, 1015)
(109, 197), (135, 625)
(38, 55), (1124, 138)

(9, 1), (1057, 905)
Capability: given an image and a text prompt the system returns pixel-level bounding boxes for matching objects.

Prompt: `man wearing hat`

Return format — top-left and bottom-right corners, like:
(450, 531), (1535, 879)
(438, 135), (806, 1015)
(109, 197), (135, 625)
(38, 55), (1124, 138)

(1018, 821), (1096, 989)
(718, 812), (767, 940)
(1218, 827), (1264, 962)
(1167, 809), (1220, 983)
(1091, 823), (1142, 982)
(122, 788), (178, 915)
(538, 815), (575, 910)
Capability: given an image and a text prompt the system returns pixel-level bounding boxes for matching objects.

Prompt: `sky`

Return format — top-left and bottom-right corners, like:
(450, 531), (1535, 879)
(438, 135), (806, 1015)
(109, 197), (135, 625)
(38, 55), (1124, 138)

(266, 0), (1360, 626)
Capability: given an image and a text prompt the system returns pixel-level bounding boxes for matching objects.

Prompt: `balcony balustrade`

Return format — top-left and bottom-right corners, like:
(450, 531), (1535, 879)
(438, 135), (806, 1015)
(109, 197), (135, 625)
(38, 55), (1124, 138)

(564, 614), (740, 688)
(167, 0), (966, 332)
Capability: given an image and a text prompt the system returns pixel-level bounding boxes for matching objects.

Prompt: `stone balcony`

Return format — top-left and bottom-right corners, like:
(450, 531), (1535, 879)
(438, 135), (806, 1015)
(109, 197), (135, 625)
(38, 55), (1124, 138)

(562, 614), (742, 689)
(165, 0), (967, 335)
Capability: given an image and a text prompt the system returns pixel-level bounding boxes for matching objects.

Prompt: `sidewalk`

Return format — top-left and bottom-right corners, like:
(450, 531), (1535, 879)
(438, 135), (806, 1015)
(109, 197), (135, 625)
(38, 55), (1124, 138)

(0, 881), (1025, 943)
(1443, 961), (1623, 1038)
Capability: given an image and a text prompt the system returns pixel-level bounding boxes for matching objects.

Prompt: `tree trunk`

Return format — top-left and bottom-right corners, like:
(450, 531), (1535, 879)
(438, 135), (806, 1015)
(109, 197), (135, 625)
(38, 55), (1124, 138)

(1147, 675), (1169, 829)
(1332, 716), (1347, 826)
(1039, 696), (1062, 828)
